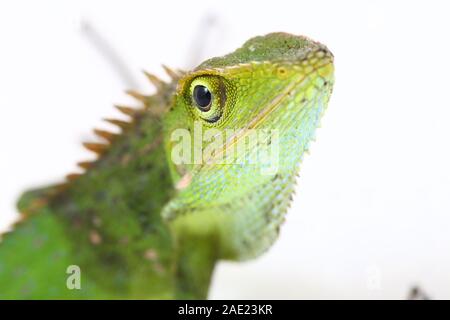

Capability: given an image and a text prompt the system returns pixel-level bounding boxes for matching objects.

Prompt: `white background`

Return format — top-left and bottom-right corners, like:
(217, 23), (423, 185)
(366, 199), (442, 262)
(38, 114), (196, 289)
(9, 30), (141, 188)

(0, 0), (449, 299)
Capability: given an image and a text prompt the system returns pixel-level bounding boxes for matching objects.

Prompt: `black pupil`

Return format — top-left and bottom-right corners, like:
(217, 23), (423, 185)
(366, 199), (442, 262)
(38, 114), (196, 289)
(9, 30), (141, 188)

(193, 85), (212, 111)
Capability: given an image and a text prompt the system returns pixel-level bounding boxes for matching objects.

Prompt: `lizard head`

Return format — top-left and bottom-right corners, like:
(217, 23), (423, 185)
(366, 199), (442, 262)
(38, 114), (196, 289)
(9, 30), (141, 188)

(162, 33), (334, 260)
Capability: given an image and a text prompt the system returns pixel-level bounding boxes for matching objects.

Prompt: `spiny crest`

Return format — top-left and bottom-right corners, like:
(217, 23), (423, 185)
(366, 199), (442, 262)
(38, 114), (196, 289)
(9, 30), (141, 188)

(125, 90), (148, 103)
(77, 161), (92, 170)
(103, 118), (131, 130)
(10, 65), (177, 231)
(162, 64), (183, 80)
(82, 142), (108, 154)
(143, 71), (165, 91)
(141, 66), (184, 94)
(115, 105), (136, 116)
(66, 173), (83, 181)
(65, 65), (180, 184)
(93, 129), (117, 143)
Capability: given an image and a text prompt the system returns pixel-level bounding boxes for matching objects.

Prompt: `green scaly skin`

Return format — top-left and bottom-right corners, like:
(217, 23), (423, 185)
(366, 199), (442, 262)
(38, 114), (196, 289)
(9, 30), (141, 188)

(0, 33), (334, 299)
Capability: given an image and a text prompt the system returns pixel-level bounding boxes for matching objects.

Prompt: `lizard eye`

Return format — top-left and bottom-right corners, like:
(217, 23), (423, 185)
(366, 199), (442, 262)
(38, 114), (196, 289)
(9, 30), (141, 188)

(188, 76), (227, 124)
(193, 85), (212, 111)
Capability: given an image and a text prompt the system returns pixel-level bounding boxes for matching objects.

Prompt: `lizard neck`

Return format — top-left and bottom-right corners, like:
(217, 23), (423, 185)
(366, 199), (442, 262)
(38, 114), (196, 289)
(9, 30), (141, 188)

(174, 231), (218, 299)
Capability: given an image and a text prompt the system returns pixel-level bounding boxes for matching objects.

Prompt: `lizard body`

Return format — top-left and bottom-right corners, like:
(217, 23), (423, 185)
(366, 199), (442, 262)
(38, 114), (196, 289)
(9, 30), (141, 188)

(0, 33), (334, 299)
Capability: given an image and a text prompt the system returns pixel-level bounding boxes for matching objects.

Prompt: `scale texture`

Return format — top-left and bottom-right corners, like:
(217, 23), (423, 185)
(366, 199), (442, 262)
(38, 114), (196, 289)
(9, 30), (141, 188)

(0, 33), (334, 299)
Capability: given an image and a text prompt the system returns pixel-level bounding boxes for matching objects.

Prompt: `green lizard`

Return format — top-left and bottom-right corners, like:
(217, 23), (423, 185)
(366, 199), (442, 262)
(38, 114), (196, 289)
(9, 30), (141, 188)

(0, 32), (334, 299)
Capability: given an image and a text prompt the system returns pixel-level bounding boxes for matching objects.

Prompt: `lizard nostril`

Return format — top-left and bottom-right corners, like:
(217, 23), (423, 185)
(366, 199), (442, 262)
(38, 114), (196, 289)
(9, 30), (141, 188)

(276, 66), (289, 79)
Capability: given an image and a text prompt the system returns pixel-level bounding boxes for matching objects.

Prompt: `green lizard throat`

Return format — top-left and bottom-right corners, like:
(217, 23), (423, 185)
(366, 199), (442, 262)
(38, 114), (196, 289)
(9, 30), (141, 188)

(0, 32), (334, 299)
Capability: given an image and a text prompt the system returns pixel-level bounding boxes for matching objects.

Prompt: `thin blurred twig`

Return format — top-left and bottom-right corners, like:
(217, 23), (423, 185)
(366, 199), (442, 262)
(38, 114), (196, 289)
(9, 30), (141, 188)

(80, 19), (138, 89)
(407, 285), (431, 300)
(185, 12), (226, 69)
